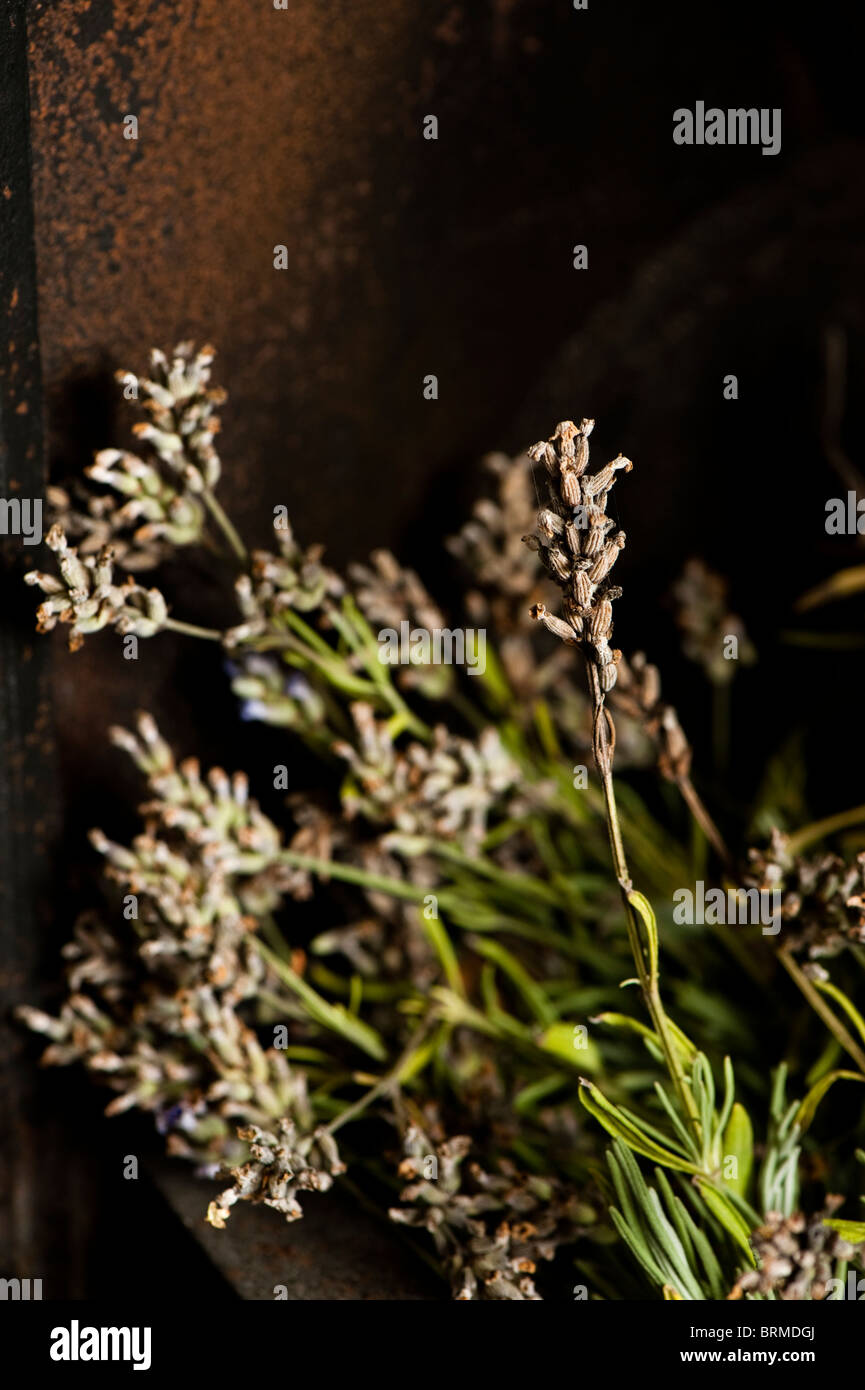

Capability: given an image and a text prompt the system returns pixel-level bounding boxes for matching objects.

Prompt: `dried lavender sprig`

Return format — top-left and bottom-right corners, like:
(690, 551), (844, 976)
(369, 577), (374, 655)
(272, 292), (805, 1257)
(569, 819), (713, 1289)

(44, 345), (239, 572)
(133, 342), (248, 565)
(457, 430), (728, 856)
(524, 419), (700, 1133)
(334, 702), (521, 855)
(525, 418), (630, 693)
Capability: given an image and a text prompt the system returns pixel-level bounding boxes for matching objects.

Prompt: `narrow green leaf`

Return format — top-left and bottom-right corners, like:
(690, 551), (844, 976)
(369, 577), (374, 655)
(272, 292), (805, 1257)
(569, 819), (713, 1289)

(256, 941), (386, 1060)
(653, 1081), (702, 1162)
(716, 1056), (736, 1143)
(644, 1187), (705, 1298)
(613, 1147), (703, 1299)
(813, 978), (865, 1049)
(695, 1180), (756, 1264)
(722, 1102), (754, 1199)
(654, 1168), (696, 1268)
(609, 1207), (666, 1289)
(663, 1181), (727, 1300)
(537, 1021), (602, 1072)
(514, 1074), (568, 1115)
(420, 912), (464, 996)
(795, 1070), (865, 1132)
(627, 890), (658, 980)
(468, 935), (556, 1025)
(593, 1010), (696, 1069)
(579, 1082), (697, 1172)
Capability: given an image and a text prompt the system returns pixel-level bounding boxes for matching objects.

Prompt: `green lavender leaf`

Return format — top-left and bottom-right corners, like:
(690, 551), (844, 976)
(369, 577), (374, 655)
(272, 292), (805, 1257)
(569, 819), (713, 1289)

(812, 978), (865, 1049)
(795, 1070), (865, 1132)
(538, 1022), (602, 1072)
(579, 1081), (698, 1172)
(722, 1102), (754, 1199)
(627, 890), (659, 980)
(695, 1180), (756, 1264)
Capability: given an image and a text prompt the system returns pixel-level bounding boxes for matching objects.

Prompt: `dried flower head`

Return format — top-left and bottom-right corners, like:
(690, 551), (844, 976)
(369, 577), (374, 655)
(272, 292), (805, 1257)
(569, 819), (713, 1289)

(350, 549), (454, 698)
(745, 829), (865, 959)
(206, 1117), (346, 1228)
(130, 342), (225, 490)
(671, 558), (755, 685)
(18, 979), (312, 1166)
(225, 654), (328, 733)
(24, 525), (169, 650)
(611, 650), (693, 782)
(46, 484), (175, 572)
(525, 419), (631, 693)
(225, 518), (343, 647)
(449, 451), (588, 710)
(88, 713), (295, 997)
(389, 1116), (592, 1300)
(448, 450), (546, 620)
(733, 1200), (861, 1300)
(86, 448), (206, 548)
(334, 702), (520, 853)
(350, 548), (446, 636)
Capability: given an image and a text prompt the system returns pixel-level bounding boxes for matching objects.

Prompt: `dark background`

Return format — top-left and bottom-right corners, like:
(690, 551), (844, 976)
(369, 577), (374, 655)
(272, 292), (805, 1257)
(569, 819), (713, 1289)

(2, 0), (864, 1297)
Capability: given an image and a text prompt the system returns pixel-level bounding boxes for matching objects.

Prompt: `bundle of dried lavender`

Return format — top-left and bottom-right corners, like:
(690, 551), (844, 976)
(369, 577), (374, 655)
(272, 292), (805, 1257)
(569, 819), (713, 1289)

(21, 343), (865, 1304)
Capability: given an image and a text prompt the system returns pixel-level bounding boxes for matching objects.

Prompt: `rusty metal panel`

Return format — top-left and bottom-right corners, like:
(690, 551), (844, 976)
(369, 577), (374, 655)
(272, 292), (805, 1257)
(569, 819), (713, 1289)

(150, 1162), (441, 1300)
(0, 0), (80, 1298)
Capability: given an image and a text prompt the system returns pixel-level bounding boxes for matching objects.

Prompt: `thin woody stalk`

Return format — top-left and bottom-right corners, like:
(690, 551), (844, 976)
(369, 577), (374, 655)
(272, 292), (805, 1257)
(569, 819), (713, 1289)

(526, 417), (700, 1134)
(588, 664), (700, 1131)
(677, 772), (733, 871)
(201, 487), (249, 566)
(323, 1013), (440, 1137)
(777, 946), (865, 1076)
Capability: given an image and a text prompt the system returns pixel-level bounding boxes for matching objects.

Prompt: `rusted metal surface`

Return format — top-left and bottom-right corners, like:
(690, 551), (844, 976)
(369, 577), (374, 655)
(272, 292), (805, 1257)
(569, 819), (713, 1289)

(0, 0), (81, 1298)
(22, 0), (813, 792)
(27, 0), (546, 555)
(25, 1), (799, 556)
(150, 1162), (442, 1301)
